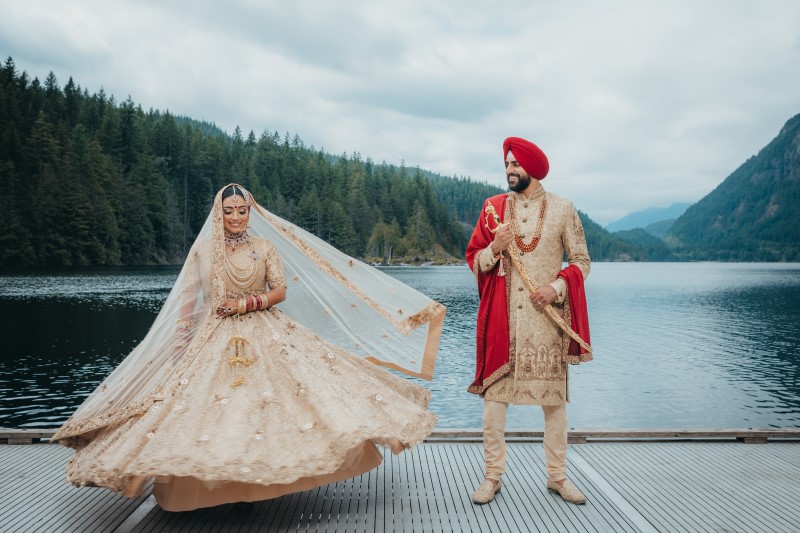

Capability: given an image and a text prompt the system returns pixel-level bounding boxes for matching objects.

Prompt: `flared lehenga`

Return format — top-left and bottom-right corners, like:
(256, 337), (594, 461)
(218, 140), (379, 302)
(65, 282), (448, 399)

(62, 236), (438, 512)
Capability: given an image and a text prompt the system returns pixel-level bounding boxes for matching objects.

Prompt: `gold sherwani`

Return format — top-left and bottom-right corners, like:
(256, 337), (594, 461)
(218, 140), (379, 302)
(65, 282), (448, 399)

(475, 187), (590, 405)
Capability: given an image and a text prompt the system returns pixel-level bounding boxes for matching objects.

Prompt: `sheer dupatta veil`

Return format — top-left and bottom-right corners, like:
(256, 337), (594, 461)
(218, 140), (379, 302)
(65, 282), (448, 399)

(54, 184), (445, 448)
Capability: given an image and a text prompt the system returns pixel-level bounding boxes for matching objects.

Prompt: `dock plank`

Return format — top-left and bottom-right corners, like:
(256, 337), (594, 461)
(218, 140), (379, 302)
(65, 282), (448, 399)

(449, 442), (503, 531)
(0, 444), (148, 533)
(460, 440), (525, 532)
(652, 442), (769, 531)
(580, 443), (711, 532)
(566, 452), (642, 532)
(578, 442), (800, 533)
(649, 442), (798, 533)
(426, 443), (478, 532)
(672, 442), (800, 532)
(2, 440), (800, 532)
(508, 442), (577, 532)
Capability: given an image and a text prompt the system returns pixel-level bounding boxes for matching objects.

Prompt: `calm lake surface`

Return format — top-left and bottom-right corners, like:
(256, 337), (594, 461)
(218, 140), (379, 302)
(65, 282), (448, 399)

(1, 263), (799, 430)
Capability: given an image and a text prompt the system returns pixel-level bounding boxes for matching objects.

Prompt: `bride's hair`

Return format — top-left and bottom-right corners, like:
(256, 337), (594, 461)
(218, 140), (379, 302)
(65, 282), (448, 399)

(221, 184), (251, 206)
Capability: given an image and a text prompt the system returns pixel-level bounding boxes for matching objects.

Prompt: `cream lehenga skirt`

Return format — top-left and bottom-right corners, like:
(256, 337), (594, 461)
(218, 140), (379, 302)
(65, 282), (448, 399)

(64, 309), (437, 511)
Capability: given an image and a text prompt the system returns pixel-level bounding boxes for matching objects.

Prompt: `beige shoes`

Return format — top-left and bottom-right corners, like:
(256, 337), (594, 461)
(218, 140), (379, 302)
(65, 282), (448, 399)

(547, 478), (587, 504)
(473, 477), (586, 505)
(472, 479), (502, 504)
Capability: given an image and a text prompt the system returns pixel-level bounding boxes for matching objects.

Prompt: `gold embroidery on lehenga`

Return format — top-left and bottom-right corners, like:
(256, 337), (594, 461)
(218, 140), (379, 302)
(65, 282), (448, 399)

(226, 335), (253, 388)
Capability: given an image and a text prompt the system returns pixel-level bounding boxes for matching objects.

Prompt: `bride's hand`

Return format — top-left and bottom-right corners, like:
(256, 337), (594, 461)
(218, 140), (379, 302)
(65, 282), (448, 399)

(215, 299), (238, 319)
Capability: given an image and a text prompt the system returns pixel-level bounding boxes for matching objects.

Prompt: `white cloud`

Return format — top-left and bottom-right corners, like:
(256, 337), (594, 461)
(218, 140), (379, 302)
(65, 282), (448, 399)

(2, 0), (799, 225)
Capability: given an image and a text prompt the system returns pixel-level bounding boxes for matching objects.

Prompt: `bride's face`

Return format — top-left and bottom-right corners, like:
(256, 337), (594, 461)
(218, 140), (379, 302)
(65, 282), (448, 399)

(222, 196), (250, 234)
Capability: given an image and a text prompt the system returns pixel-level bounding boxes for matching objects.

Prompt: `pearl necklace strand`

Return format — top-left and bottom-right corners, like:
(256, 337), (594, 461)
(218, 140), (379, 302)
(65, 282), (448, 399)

(224, 232), (258, 289)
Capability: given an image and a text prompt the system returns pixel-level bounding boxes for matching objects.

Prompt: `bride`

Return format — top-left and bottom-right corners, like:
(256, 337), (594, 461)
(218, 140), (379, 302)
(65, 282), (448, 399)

(53, 183), (445, 512)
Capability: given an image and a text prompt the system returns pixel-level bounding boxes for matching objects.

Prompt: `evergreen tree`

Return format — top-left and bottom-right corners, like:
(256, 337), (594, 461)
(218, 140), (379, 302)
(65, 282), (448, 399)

(404, 200), (435, 256)
(367, 218), (403, 264)
(296, 186), (322, 234)
(0, 56), (646, 266)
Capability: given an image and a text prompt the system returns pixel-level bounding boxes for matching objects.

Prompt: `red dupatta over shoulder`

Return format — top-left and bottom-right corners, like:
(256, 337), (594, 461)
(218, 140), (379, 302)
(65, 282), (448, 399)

(466, 194), (510, 394)
(557, 264), (592, 363)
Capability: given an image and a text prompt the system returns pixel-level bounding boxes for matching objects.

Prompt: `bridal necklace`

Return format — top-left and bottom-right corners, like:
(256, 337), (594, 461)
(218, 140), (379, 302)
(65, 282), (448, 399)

(224, 230), (259, 289)
(224, 229), (250, 250)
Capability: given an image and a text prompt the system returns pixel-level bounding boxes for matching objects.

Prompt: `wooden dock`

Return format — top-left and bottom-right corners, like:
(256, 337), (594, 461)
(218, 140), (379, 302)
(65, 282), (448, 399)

(1, 430), (799, 532)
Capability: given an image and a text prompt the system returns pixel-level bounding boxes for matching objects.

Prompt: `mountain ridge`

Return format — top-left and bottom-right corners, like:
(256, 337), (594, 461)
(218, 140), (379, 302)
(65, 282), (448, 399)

(606, 202), (691, 232)
(667, 113), (800, 261)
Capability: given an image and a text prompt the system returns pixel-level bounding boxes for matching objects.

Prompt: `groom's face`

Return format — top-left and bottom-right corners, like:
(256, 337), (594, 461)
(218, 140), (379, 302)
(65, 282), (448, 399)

(505, 152), (531, 192)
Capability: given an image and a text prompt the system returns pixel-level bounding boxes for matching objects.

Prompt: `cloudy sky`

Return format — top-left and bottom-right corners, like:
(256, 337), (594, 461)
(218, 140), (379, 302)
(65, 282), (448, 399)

(2, 0), (799, 225)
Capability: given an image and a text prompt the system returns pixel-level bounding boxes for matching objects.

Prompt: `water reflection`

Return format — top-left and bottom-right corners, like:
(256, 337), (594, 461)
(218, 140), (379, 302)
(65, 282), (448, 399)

(0, 267), (178, 428)
(1, 263), (799, 430)
(575, 263), (800, 430)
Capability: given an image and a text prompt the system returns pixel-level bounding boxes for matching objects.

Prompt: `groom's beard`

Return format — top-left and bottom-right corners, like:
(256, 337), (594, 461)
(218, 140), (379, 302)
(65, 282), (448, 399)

(508, 173), (531, 192)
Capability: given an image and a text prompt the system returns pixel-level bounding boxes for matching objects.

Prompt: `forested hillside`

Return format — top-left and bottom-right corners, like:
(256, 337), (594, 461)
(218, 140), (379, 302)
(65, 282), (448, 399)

(0, 57), (664, 266)
(418, 170), (505, 229)
(667, 113), (800, 261)
(0, 58), (475, 266)
(579, 213), (659, 261)
(612, 228), (674, 260)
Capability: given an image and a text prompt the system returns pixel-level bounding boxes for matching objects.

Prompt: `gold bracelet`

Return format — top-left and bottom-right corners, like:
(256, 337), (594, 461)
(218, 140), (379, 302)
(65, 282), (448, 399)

(238, 298), (246, 315)
(261, 294), (269, 310)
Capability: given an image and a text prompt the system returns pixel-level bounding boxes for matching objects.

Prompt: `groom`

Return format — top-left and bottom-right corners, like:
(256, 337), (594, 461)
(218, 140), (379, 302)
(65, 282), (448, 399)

(466, 136), (592, 505)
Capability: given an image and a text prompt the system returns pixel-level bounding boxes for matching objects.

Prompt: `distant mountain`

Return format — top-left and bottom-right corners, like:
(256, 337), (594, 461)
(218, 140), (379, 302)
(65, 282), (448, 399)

(579, 212), (655, 261)
(667, 113), (800, 261)
(613, 228), (673, 260)
(606, 202), (692, 232)
(643, 218), (676, 238)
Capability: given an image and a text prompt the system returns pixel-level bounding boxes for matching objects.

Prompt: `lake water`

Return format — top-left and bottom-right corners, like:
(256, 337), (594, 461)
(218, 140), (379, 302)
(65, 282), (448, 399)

(1, 263), (799, 430)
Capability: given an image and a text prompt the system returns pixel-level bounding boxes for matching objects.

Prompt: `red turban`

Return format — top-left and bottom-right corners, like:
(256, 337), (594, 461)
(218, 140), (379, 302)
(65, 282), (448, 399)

(503, 137), (549, 180)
